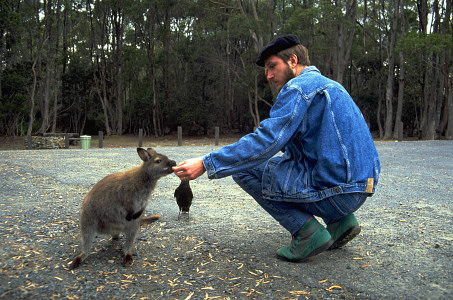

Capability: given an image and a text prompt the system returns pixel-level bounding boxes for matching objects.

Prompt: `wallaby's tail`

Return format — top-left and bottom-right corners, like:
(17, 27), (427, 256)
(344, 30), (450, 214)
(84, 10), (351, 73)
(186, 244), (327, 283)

(140, 215), (161, 225)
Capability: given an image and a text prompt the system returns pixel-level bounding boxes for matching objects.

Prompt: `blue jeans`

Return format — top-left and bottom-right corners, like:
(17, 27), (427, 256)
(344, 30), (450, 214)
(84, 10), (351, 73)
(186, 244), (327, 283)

(233, 167), (368, 236)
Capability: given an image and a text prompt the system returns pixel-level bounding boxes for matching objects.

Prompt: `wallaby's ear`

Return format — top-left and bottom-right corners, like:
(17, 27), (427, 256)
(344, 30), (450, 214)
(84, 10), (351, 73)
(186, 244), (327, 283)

(146, 147), (156, 157)
(137, 148), (151, 162)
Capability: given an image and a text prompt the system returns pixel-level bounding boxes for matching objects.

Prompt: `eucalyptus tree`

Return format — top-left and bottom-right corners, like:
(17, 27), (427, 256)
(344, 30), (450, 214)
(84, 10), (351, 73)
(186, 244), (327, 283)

(392, 0), (406, 139)
(410, 0), (452, 139)
(0, 0), (23, 136)
(225, 0), (272, 130)
(87, 0), (131, 135)
(432, 0), (452, 139)
(383, 0), (400, 140)
(24, 0), (46, 136)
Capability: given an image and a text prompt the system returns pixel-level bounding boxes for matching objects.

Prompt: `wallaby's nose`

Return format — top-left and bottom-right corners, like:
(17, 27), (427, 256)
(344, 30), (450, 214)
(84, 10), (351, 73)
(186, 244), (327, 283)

(169, 160), (177, 167)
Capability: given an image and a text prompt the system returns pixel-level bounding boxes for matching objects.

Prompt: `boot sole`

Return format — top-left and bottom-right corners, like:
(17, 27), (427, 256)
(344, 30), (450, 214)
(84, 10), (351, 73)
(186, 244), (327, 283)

(328, 225), (361, 250)
(276, 239), (334, 263)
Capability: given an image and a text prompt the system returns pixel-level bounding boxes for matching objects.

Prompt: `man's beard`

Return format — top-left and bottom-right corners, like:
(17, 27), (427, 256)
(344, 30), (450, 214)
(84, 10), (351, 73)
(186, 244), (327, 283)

(283, 64), (296, 84)
(268, 64), (295, 95)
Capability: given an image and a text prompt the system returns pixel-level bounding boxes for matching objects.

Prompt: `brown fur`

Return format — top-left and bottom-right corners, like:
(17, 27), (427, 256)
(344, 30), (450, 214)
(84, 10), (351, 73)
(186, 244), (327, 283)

(69, 148), (176, 270)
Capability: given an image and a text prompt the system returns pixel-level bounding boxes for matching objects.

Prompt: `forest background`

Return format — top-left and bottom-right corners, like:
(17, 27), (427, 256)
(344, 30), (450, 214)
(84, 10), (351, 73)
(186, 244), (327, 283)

(0, 0), (452, 141)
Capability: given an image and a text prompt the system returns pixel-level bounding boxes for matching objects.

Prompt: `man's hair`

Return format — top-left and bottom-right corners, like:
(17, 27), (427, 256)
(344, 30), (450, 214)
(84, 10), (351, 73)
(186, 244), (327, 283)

(276, 44), (310, 66)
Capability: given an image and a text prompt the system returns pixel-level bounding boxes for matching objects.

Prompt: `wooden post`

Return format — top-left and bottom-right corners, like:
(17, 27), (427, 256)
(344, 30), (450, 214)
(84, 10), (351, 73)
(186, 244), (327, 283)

(98, 131), (103, 148)
(65, 133), (70, 149)
(178, 126), (182, 146)
(27, 135), (32, 150)
(398, 121), (403, 142)
(215, 126), (219, 146)
(138, 129), (143, 147)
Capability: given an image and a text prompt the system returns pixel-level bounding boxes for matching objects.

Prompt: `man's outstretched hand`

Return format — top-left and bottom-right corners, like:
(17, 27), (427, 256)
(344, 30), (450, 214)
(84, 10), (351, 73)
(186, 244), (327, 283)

(173, 158), (206, 181)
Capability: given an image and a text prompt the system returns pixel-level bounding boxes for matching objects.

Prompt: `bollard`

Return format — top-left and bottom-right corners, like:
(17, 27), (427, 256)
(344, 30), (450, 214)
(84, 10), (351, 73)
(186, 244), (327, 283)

(178, 126), (182, 146)
(27, 135), (32, 150)
(98, 131), (103, 148)
(215, 127), (219, 146)
(65, 133), (70, 149)
(398, 121), (403, 142)
(138, 129), (143, 147)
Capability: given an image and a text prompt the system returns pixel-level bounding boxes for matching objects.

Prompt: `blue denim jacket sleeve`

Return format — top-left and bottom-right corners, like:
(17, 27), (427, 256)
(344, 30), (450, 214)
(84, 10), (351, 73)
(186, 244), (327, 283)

(203, 85), (307, 179)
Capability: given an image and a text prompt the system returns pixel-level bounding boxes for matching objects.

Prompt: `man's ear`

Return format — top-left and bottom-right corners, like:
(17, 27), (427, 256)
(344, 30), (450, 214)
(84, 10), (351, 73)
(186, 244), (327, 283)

(288, 54), (298, 68)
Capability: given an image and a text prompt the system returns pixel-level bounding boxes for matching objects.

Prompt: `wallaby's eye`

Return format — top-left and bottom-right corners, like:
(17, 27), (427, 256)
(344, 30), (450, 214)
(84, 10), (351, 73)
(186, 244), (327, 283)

(155, 159), (162, 164)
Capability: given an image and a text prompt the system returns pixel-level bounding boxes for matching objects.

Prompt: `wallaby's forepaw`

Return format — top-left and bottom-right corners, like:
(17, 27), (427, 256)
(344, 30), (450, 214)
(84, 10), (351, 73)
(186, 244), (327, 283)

(126, 208), (145, 221)
(122, 254), (134, 267)
(140, 214), (161, 225)
(69, 257), (82, 270)
(132, 208), (144, 220)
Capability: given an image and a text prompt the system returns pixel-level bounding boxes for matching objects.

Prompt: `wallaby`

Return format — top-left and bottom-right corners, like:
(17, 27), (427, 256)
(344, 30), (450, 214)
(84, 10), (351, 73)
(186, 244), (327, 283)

(69, 148), (176, 269)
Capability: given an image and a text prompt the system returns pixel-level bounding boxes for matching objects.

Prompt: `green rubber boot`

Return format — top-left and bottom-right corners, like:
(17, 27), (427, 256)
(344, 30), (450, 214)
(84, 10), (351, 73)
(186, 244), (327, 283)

(276, 218), (333, 262)
(326, 214), (361, 250)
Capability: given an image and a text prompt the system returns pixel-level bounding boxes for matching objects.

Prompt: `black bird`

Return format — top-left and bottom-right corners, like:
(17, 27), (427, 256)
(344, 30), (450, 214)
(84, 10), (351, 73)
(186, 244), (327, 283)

(174, 180), (193, 219)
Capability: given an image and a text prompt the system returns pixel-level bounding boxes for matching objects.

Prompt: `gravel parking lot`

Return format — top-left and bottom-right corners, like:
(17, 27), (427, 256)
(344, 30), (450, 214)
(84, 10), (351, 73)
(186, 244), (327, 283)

(0, 141), (452, 299)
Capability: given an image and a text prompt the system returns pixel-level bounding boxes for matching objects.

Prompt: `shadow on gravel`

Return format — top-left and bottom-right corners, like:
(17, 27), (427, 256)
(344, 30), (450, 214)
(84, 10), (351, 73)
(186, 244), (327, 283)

(0, 141), (452, 299)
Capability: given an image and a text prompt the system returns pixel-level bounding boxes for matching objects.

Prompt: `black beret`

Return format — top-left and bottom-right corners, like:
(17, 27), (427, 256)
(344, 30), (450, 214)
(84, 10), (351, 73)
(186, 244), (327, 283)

(256, 34), (301, 67)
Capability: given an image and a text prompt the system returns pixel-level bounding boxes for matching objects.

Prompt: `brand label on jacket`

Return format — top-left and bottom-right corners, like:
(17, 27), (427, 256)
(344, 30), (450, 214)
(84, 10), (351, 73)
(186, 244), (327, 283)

(365, 178), (374, 193)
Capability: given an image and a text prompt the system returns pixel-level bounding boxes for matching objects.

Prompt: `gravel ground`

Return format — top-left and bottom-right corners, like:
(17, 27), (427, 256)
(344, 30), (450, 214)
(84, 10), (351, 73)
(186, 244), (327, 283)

(0, 141), (452, 299)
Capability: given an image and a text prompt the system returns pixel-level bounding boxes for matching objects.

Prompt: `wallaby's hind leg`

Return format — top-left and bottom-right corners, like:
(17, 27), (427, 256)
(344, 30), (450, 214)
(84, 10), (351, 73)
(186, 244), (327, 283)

(69, 226), (96, 270)
(122, 222), (140, 266)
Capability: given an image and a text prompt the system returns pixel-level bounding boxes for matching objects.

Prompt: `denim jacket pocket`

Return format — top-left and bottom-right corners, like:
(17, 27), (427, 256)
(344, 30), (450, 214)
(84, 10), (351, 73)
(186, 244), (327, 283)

(262, 155), (309, 199)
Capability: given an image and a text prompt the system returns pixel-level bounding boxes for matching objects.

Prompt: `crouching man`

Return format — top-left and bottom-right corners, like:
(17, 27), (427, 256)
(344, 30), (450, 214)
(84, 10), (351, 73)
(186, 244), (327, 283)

(173, 34), (380, 262)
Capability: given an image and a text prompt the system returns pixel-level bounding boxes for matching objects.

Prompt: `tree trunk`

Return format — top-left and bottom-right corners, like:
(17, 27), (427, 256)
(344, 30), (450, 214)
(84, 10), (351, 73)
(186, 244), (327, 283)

(93, 63), (112, 136)
(39, 0), (53, 134)
(112, 3), (124, 135)
(423, 15), (439, 140)
(393, 49), (405, 139)
(0, 28), (3, 100)
(236, 0), (265, 130)
(28, 53), (42, 137)
(377, 81), (384, 139)
(152, 74), (159, 137)
(51, 0), (61, 133)
(393, 0), (405, 139)
(416, 0), (437, 140)
(28, 2), (46, 137)
(267, 0), (277, 36)
(88, 1), (111, 136)
(436, 0), (452, 137)
(148, 5), (161, 138)
(447, 79), (453, 140)
(335, 0), (357, 84)
(225, 33), (233, 129)
(420, 66), (430, 138)
(247, 75), (260, 129)
(376, 1), (384, 139)
(161, 2), (172, 136)
(383, 0), (400, 139)
(435, 52), (446, 137)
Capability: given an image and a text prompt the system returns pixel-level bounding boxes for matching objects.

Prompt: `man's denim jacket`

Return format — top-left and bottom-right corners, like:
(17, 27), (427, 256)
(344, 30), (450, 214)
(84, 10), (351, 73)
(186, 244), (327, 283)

(203, 66), (381, 202)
